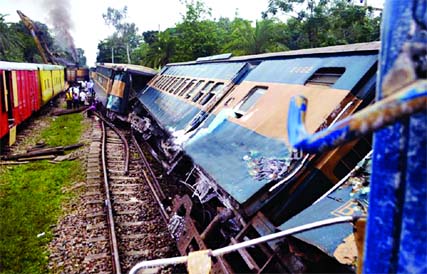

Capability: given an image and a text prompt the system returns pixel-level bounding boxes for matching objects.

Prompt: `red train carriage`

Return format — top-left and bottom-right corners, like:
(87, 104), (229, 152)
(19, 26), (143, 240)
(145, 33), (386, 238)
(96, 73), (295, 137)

(0, 61), (65, 145)
(0, 62), (40, 141)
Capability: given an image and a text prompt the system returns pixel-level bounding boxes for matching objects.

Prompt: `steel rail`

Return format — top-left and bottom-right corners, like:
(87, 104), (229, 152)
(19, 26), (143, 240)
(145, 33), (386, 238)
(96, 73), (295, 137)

(95, 112), (130, 174)
(101, 121), (122, 274)
(131, 130), (169, 223)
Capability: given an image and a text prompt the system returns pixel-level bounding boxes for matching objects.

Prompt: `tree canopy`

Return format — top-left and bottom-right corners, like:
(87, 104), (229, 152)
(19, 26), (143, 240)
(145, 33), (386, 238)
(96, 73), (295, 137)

(100, 6), (141, 64)
(95, 0), (381, 68)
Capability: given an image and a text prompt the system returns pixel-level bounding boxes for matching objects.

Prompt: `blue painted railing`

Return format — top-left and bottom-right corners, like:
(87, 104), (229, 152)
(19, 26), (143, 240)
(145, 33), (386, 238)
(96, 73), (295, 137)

(287, 82), (426, 153)
(287, 0), (427, 272)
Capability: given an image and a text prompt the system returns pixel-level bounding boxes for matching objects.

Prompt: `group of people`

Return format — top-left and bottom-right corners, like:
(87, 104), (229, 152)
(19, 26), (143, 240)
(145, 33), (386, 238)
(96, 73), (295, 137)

(65, 80), (95, 109)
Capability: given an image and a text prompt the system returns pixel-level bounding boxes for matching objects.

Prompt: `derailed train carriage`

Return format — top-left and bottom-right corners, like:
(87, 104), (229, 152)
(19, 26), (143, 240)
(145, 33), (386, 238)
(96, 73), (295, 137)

(92, 63), (157, 120)
(129, 42), (379, 272)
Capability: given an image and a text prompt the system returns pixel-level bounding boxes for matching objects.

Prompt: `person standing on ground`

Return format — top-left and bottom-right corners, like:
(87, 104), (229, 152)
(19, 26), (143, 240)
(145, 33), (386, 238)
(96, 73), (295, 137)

(79, 89), (87, 106)
(72, 88), (79, 109)
(65, 87), (73, 109)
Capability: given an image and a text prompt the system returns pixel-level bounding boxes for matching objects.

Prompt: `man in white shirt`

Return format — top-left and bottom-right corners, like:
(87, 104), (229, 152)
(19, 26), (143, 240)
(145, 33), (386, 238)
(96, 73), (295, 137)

(79, 90), (87, 106)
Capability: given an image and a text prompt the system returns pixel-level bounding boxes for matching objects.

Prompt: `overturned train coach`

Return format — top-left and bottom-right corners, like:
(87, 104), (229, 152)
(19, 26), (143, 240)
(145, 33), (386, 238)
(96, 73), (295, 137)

(130, 41), (379, 272)
(92, 63), (157, 120)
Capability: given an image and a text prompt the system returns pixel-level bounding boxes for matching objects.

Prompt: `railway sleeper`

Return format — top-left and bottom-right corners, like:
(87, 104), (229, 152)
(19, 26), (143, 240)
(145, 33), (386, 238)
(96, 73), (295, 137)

(87, 236), (108, 243)
(86, 212), (105, 218)
(111, 190), (139, 195)
(86, 222), (107, 230)
(115, 210), (139, 215)
(83, 252), (110, 263)
(110, 183), (141, 187)
(109, 175), (138, 181)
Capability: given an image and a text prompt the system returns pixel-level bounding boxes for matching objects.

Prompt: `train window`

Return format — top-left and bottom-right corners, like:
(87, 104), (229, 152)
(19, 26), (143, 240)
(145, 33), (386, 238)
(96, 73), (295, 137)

(305, 67), (345, 87)
(156, 76), (166, 88)
(151, 76), (161, 87)
(161, 76), (171, 89)
(153, 77), (161, 87)
(169, 78), (179, 92)
(163, 76), (172, 88)
(156, 76), (165, 88)
(166, 77), (175, 90)
(114, 73), (123, 81)
(169, 78), (183, 93)
(235, 86), (268, 118)
(165, 77), (175, 92)
(199, 83), (224, 105)
(192, 81), (214, 103)
(185, 80), (205, 99)
(178, 79), (196, 96)
(165, 77), (177, 91)
(174, 78), (189, 95)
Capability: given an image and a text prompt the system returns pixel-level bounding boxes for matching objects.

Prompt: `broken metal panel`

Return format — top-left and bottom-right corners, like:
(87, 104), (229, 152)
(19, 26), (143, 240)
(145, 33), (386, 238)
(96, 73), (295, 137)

(184, 119), (291, 204)
(279, 157), (370, 265)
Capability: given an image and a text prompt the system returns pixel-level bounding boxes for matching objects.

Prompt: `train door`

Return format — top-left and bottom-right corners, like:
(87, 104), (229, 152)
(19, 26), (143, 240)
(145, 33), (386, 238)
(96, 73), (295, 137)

(0, 70), (9, 139)
(0, 71), (16, 142)
(9, 71), (19, 124)
(106, 70), (128, 115)
(19, 71), (29, 121)
(29, 71), (40, 112)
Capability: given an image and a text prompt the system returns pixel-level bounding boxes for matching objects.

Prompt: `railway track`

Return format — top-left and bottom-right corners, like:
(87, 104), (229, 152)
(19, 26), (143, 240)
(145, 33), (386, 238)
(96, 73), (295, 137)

(83, 116), (178, 273)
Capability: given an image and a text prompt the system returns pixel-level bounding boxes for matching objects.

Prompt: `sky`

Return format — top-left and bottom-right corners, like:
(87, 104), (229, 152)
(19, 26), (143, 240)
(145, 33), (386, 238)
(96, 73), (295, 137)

(1, 0), (384, 66)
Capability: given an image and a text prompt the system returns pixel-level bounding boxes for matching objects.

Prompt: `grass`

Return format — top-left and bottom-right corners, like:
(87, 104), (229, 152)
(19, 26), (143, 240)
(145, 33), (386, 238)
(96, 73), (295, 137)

(0, 113), (86, 274)
(40, 114), (85, 147)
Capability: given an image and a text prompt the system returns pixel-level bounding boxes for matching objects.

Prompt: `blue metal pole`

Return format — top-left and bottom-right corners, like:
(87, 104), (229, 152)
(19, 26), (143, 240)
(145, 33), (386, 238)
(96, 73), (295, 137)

(363, 0), (427, 273)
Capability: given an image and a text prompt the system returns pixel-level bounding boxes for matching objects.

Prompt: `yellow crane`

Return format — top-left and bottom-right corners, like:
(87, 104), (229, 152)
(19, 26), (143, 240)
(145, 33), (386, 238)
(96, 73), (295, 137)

(16, 10), (58, 65)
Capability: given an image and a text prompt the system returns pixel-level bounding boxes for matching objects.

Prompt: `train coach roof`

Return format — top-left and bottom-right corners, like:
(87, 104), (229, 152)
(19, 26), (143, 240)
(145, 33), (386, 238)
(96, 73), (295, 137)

(0, 61), (64, 71)
(0, 61), (39, 70)
(168, 41), (380, 66)
(97, 63), (158, 76)
(37, 64), (65, 70)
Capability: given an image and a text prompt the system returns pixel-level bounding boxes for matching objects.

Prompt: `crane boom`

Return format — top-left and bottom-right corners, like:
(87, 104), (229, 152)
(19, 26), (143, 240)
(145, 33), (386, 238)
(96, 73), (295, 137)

(17, 10), (58, 65)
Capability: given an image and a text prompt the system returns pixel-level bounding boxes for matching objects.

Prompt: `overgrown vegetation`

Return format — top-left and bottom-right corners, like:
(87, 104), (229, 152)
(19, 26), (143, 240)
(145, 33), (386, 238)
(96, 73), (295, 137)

(96, 0), (381, 67)
(0, 113), (86, 274)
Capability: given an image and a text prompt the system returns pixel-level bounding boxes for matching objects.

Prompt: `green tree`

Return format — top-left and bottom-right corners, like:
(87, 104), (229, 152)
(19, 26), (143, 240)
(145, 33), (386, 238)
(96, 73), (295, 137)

(172, 0), (222, 62)
(224, 18), (287, 55)
(263, 0), (380, 49)
(135, 28), (177, 68)
(0, 15), (24, 61)
(102, 6), (142, 63)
